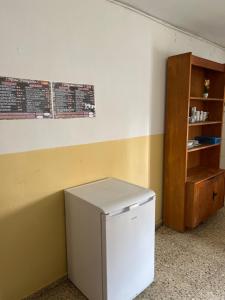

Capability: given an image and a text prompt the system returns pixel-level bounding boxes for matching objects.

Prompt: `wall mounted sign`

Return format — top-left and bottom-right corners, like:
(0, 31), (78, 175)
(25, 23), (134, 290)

(0, 77), (52, 119)
(53, 82), (95, 118)
(0, 76), (95, 120)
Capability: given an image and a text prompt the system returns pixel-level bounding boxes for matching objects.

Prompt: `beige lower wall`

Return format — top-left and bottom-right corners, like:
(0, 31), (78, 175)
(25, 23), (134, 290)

(149, 134), (164, 226)
(0, 134), (163, 300)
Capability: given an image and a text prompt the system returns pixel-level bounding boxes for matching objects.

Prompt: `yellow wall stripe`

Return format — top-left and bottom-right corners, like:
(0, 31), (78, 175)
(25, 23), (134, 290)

(0, 134), (163, 299)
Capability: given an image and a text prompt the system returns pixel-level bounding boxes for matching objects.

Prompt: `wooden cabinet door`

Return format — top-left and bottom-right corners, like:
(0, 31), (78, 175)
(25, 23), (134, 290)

(196, 179), (214, 222)
(212, 173), (225, 213)
(186, 173), (225, 229)
(186, 179), (213, 228)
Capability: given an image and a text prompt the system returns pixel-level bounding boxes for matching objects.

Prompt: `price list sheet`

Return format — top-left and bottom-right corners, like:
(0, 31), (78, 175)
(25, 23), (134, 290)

(53, 82), (95, 118)
(0, 77), (52, 119)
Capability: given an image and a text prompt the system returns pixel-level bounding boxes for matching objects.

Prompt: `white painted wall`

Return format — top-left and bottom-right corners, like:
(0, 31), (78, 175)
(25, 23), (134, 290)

(0, 0), (225, 154)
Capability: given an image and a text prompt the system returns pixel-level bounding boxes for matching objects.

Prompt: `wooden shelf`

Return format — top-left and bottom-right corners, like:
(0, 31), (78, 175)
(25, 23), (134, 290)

(190, 97), (224, 102)
(187, 166), (224, 183)
(187, 143), (220, 152)
(189, 121), (222, 126)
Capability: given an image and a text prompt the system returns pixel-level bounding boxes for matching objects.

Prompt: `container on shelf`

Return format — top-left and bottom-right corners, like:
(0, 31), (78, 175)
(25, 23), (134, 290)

(195, 136), (221, 144)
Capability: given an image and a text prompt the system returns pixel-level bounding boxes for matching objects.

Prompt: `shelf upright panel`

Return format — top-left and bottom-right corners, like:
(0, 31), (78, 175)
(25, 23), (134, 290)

(163, 52), (192, 232)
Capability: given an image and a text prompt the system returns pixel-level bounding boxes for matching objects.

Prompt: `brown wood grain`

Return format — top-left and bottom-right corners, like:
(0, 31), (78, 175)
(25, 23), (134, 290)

(206, 70), (225, 99)
(191, 66), (205, 97)
(187, 151), (201, 169)
(189, 121), (222, 127)
(186, 179), (214, 228)
(188, 143), (220, 153)
(192, 55), (225, 72)
(186, 172), (225, 228)
(187, 166), (224, 183)
(164, 52), (225, 232)
(200, 146), (221, 169)
(163, 52), (191, 232)
(190, 97), (224, 101)
(212, 173), (225, 213)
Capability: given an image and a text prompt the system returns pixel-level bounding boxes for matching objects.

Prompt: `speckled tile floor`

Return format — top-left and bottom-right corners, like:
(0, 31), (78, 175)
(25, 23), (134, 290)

(26, 207), (225, 300)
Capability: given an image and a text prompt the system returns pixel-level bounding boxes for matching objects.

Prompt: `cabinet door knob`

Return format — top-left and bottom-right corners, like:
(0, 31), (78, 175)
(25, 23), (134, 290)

(213, 192), (218, 200)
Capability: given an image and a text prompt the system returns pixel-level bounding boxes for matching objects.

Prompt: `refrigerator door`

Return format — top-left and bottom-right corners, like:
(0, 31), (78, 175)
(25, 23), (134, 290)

(102, 197), (155, 300)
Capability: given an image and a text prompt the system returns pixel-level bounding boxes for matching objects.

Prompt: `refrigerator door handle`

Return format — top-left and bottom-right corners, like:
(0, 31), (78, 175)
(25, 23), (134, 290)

(139, 196), (154, 206)
(108, 196), (154, 217)
(129, 203), (139, 210)
(108, 207), (130, 217)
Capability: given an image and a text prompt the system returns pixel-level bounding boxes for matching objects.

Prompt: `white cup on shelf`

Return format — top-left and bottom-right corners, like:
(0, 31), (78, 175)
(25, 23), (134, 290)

(196, 111), (200, 122)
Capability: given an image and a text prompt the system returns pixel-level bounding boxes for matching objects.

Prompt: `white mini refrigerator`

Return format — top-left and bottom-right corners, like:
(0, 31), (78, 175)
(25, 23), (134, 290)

(65, 178), (155, 300)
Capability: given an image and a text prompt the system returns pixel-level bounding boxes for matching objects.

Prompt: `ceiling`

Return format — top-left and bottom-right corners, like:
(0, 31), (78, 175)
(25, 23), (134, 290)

(115, 0), (225, 48)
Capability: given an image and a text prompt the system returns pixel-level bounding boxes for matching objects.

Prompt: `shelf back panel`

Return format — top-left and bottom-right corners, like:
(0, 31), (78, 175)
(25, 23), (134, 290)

(191, 66), (225, 99)
(187, 146), (221, 170)
(189, 100), (224, 122)
(188, 124), (222, 140)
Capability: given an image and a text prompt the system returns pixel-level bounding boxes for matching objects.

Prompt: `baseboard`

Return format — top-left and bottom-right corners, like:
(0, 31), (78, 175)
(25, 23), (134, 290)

(23, 274), (68, 299)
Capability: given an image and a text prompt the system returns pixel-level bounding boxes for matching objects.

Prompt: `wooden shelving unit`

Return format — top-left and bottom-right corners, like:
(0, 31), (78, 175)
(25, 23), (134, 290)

(163, 52), (225, 232)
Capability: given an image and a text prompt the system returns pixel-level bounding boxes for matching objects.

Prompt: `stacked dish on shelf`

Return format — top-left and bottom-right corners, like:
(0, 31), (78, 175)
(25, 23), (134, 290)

(187, 139), (200, 149)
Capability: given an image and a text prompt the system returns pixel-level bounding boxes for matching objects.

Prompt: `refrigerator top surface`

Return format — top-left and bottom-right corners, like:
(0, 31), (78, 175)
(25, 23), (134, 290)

(65, 178), (155, 214)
